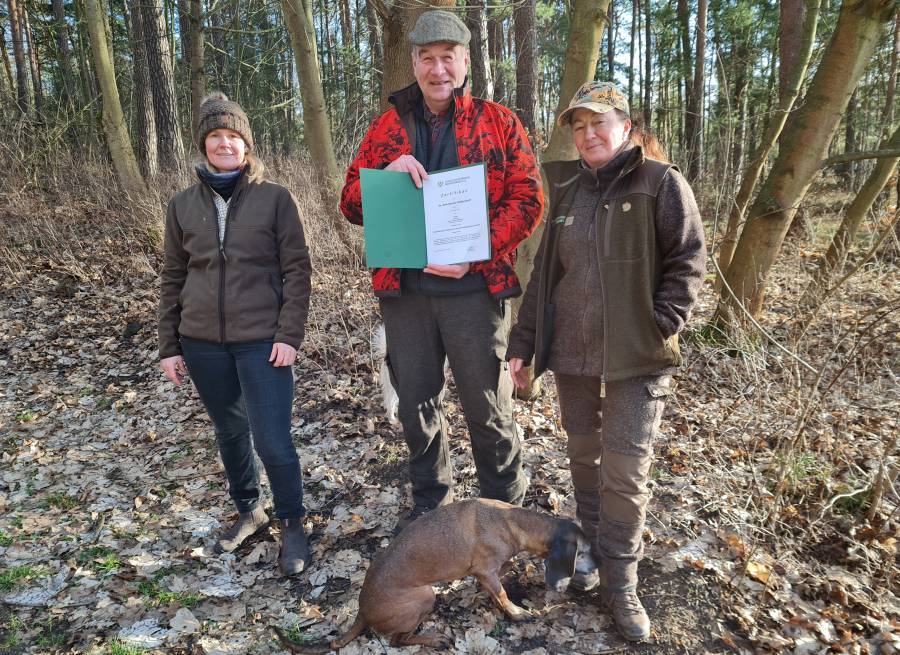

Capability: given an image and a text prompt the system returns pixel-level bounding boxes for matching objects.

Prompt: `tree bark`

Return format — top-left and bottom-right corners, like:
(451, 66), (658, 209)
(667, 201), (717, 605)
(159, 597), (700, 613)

(128, 0), (158, 178)
(23, 1), (43, 118)
(365, 0), (383, 101)
(778, 0), (808, 144)
(683, 0), (706, 182)
(514, 0), (537, 137)
(466, 0), (493, 100)
(488, 8), (505, 104)
(281, 0), (342, 195)
(543, 0), (609, 161)
(84, 0), (147, 194)
(715, 0), (895, 324)
(882, 13), (900, 128)
(606, 2), (614, 79)
(836, 90), (858, 185)
(51, 0), (78, 107)
(643, 0), (651, 127)
(715, 0), (820, 288)
(141, 0), (185, 173)
(8, 0), (29, 115)
(799, 124), (900, 308)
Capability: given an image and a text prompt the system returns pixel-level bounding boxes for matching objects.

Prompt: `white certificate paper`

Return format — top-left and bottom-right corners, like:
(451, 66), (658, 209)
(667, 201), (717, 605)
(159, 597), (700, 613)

(421, 163), (490, 265)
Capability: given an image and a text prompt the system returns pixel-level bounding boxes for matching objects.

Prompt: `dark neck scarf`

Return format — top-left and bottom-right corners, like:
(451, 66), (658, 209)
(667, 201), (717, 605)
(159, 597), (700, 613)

(196, 165), (244, 201)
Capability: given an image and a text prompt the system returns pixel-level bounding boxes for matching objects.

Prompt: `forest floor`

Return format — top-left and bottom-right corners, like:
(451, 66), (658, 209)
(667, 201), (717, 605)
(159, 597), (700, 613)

(0, 167), (897, 655)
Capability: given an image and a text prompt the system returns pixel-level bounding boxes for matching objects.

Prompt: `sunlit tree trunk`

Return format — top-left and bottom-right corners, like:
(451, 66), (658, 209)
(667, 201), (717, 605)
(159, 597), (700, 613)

(715, 0), (820, 288)
(544, 0), (609, 161)
(8, 0), (29, 115)
(84, 0), (146, 194)
(128, 0), (158, 178)
(514, 0), (537, 137)
(141, 0), (185, 173)
(715, 0), (895, 324)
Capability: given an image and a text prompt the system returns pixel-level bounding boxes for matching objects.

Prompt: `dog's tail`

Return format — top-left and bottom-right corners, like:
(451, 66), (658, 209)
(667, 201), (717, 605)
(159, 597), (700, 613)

(272, 614), (368, 654)
(371, 322), (388, 360)
(329, 614), (367, 649)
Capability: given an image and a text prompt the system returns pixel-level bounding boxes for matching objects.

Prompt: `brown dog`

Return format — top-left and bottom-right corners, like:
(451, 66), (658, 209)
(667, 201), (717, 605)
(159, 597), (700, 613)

(278, 498), (594, 651)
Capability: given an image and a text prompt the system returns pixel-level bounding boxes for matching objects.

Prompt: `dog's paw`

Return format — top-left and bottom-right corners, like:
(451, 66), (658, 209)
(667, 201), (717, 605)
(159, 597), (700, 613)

(505, 604), (532, 622)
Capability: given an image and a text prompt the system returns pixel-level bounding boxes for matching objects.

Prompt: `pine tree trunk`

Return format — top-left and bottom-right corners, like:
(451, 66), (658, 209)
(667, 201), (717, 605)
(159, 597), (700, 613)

(364, 0), (383, 101)
(514, 0), (537, 137)
(544, 0), (609, 161)
(141, 0), (185, 173)
(799, 124), (900, 308)
(488, 8), (505, 104)
(129, 0), (158, 178)
(715, 0), (820, 288)
(642, 0), (651, 127)
(466, 0), (493, 100)
(606, 3), (614, 79)
(51, 0), (78, 107)
(23, 2), (43, 117)
(715, 0), (895, 324)
(186, 0), (205, 137)
(84, 0), (146, 194)
(0, 13), (15, 103)
(882, 13), (899, 127)
(8, 0), (29, 115)
(281, 0), (341, 194)
(683, 0), (706, 182)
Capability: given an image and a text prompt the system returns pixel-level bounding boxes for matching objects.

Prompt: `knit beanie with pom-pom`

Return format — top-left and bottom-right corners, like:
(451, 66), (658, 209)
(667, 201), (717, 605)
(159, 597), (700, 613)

(196, 91), (254, 152)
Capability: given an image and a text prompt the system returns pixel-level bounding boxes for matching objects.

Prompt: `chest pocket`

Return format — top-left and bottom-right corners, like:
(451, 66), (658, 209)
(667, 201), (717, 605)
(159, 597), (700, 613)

(602, 194), (653, 261)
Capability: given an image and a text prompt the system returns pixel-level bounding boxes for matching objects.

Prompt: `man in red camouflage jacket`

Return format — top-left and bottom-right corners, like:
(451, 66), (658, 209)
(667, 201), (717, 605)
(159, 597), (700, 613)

(340, 10), (544, 533)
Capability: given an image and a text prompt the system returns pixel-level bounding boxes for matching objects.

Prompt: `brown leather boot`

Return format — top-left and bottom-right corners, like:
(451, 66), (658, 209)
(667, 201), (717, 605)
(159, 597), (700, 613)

(279, 518), (310, 576)
(214, 506), (269, 553)
(601, 590), (651, 641)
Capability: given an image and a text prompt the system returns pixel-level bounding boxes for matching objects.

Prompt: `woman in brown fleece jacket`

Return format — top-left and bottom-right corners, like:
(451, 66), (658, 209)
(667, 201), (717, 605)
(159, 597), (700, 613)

(506, 82), (706, 641)
(158, 93), (312, 576)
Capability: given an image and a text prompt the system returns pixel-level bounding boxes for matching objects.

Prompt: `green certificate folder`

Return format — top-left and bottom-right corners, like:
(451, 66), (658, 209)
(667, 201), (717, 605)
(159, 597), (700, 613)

(360, 168), (428, 268)
(360, 163), (490, 269)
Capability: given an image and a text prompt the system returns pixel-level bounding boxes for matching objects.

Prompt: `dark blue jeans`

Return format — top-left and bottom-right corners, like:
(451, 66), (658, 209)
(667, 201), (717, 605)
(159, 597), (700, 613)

(181, 338), (305, 519)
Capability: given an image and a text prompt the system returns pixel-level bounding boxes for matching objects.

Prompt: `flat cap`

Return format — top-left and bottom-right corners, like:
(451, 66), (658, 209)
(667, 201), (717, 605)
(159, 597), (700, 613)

(408, 10), (471, 46)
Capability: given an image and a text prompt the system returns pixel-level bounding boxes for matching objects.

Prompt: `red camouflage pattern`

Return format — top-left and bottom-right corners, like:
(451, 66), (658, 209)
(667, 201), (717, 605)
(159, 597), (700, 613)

(340, 86), (544, 298)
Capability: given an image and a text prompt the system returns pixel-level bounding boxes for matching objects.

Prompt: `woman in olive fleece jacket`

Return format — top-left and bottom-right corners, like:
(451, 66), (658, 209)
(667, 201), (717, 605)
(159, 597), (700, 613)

(506, 82), (706, 642)
(158, 92), (312, 577)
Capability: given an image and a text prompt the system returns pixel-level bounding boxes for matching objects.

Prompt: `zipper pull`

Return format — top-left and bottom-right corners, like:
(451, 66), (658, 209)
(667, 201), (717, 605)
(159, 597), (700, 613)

(219, 246), (228, 262)
(600, 377), (606, 398)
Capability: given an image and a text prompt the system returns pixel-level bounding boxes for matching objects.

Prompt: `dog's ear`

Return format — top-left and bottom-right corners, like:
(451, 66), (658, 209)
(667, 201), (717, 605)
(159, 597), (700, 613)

(544, 522), (579, 592)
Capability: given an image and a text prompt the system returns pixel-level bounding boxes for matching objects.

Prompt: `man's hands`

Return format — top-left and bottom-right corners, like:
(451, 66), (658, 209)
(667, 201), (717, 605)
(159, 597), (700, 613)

(386, 155), (471, 279)
(269, 342), (297, 367)
(424, 262), (470, 278)
(385, 155), (428, 189)
(508, 357), (530, 389)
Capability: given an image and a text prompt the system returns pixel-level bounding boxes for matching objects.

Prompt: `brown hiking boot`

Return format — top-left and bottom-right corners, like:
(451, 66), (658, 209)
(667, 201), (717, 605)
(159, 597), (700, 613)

(601, 590), (650, 641)
(214, 506), (269, 553)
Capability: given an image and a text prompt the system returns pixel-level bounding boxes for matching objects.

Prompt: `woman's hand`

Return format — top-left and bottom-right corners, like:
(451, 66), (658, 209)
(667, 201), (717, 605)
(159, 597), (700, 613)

(509, 357), (530, 389)
(269, 342), (297, 367)
(424, 262), (470, 278)
(161, 355), (187, 386)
